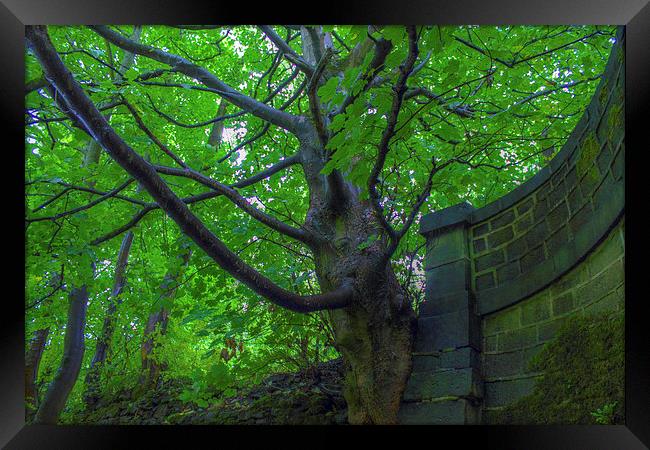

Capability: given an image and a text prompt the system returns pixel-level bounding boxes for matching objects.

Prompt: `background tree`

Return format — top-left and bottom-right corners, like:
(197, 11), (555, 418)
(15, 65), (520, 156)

(25, 24), (616, 424)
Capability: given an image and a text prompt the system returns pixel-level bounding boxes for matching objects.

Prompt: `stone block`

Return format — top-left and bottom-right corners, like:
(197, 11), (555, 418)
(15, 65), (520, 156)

(567, 184), (586, 215)
(575, 259), (624, 307)
(514, 213), (533, 234)
(538, 317), (568, 342)
(412, 347), (479, 373)
(425, 225), (469, 269)
(583, 291), (620, 316)
(488, 226), (514, 249)
(496, 261), (520, 284)
(473, 238), (486, 254)
(403, 367), (482, 401)
(498, 326), (537, 352)
(569, 202), (595, 236)
(473, 222), (490, 238)
(587, 232), (624, 278)
(426, 259), (470, 293)
(506, 236), (527, 261)
(483, 351), (525, 380)
(536, 181), (552, 201)
(546, 225), (570, 254)
(521, 344), (545, 370)
(520, 244), (546, 272)
(520, 293), (551, 326)
(420, 290), (471, 317)
(491, 210), (516, 229)
(475, 250), (505, 273)
(596, 145), (613, 175)
(551, 163), (568, 187)
(565, 167), (578, 190)
(551, 292), (575, 316)
(524, 221), (549, 249)
(415, 308), (479, 352)
(611, 145), (624, 181)
(533, 197), (549, 221)
(546, 201), (569, 232)
(483, 307), (520, 336)
(398, 399), (475, 425)
(517, 197), (534, 215)
(485, 335), (497, 352)
(484, 377), (538, 408)
(547, 180), (567, 208)
(476, 272), (495, 291)
(549, 263), (588, 297)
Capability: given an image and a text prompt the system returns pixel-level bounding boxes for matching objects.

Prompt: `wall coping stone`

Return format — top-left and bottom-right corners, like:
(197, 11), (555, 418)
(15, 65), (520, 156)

(419, 201), (475, 236)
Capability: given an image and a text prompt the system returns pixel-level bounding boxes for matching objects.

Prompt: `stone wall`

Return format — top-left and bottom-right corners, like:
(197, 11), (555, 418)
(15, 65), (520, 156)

(399, 27), (625, 425)
(481, 219), (624, 422)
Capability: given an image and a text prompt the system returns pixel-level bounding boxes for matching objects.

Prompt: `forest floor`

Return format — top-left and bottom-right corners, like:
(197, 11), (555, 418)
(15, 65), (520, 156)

(75, 358), (348, 425)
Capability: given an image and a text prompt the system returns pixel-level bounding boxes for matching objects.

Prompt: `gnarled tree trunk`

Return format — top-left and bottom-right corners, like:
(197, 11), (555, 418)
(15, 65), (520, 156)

(34, 287), (89, 424)
(304, 177), (417, 424)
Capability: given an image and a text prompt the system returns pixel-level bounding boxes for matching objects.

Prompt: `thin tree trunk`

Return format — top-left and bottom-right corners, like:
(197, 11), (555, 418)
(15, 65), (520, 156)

(34, 287), (89, 424)
(25, 327), (50, 415)
(208, 100), (228, 148)
(139, 246), (192, 390)
(82, 231), (134, 409)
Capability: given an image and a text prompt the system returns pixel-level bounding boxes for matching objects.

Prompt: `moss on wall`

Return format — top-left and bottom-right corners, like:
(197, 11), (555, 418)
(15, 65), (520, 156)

(576, 132), (600, 183)
(491, 311), (624, 424)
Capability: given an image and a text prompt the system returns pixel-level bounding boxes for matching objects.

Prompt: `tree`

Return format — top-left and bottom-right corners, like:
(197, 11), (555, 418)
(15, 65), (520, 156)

(25, 24), (616, 424)
(33, 286), (88, 424)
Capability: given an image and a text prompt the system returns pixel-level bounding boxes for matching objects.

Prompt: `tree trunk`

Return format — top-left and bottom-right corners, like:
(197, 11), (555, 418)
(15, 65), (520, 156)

(301, 168), (417, 423)
(25, 327), (50, 415)
(140, 308), (170, 389)
(83, 230), (134, 409)
(208, 100), (228, 148)
(139, 246), (192, 389)
(313, 214), (416, 424)
(34, 287), (89, 424)
(328, 271), (415, 424)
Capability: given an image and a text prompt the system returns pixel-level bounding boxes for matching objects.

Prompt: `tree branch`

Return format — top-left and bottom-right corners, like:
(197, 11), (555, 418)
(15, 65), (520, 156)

(90, 25), (300, 133)
(91, 154), (302, 245)
(368, 26), (419, 243)
(154, 165), (316, 245)
(258, 26), (315, 77)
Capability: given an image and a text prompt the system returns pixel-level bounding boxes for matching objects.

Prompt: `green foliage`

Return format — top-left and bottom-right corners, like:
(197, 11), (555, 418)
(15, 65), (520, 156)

(24, 25), (617, 421)
(591, 402), (618, 425)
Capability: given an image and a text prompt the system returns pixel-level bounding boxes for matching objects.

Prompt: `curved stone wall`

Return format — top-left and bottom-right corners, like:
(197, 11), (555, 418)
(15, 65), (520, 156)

(399, 27), (625, 424)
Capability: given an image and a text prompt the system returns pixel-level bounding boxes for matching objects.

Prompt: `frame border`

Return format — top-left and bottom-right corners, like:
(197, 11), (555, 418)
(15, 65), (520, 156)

(3, 1), (649, 447)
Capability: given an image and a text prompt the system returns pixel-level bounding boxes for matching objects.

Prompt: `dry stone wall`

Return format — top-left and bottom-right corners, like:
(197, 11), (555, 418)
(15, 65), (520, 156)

(399, 27), (625, 425)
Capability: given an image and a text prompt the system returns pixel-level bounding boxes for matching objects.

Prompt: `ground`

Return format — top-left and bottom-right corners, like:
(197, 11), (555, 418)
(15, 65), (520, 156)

(74, 359), (347, 425)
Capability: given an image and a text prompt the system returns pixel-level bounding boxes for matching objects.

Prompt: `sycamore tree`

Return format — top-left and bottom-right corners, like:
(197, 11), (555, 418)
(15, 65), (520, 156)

(25, 24), (616, 424)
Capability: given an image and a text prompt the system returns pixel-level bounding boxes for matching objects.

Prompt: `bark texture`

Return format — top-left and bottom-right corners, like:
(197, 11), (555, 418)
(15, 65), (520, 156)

(25, 327), (50, 413)
(34, 287), (89, 424)
(139, 246), (192, 389)
(83, 230), (134, 409)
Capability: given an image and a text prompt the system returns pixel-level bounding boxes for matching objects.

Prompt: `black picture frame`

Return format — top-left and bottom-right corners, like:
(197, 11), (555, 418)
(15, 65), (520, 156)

(3, 1), (649, 447)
